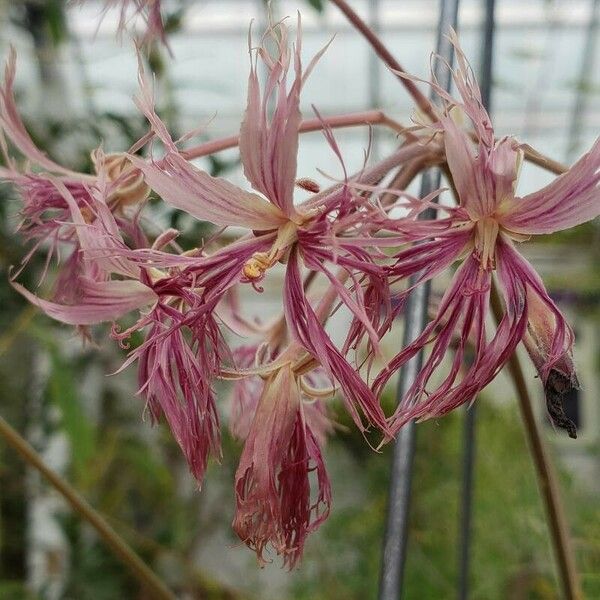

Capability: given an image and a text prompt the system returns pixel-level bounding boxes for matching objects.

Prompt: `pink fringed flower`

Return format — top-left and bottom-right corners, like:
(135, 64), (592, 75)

(232, 364), (331, 569)
(0, 49), (150, 295)
(131, 16), (394, 438)
(374, 34), (600, 437)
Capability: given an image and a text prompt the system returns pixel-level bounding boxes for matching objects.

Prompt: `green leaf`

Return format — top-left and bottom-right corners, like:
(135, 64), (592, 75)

(306, 0), (325, 12)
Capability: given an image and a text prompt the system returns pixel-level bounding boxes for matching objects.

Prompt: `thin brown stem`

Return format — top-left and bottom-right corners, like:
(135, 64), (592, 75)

(182, 110), (406, 160)
(330, 0), (569, 177)
(521, 143), (568, 175)
(330, 0), (435, 120)
(490, 285), (582, 600)
(0, 415), (175, 600)
(380, 154), (443, 208)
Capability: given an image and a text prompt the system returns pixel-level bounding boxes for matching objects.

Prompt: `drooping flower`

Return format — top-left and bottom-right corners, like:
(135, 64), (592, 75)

(373, 34), (600, 437)
(228, 338), (334, 447)
(232, 363), (331, 569)
(0, 49), (150, 293)
(11, 170), (229, 483)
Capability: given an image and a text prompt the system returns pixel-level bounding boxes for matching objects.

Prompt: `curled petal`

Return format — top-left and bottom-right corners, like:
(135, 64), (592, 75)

(496, 239), (578, 437)
(135, 314), (222, 482)
(12, 279), (157, 325)
(132, 63), (286, 230)
(284, 249), (390, 436)
(443, 114), (521, 220)
(239, 16), (330, 217)
(375, 252), (527, 431)
(0, 49), (80, 176)
(49, 177), (142, 280)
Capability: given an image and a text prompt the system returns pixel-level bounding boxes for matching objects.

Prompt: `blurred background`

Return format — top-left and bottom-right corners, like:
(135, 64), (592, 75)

(0, 0), (599, 598)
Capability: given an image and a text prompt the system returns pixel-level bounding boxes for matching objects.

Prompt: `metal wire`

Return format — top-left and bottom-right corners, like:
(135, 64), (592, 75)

(378, 2), (460, 598)
(567, 0), (599, 160)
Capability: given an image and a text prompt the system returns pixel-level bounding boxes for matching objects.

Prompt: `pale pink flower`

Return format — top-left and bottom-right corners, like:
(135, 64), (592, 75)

(130, 17), (391, 437)
(0, 49), (150, 297)
(374, 35), (600, 437)
(232, 364), (331, 568)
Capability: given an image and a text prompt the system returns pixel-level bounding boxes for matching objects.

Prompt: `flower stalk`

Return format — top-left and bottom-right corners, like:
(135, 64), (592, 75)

(182, 109), (406, 160)
(490, 285), (582, 600)
(0, 415), (175, 600)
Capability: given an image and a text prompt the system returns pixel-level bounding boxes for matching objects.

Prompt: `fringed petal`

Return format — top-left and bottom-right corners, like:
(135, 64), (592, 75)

(496, 238), (578, 438)
(375, 252), (527, 432)
(239, 19), (302, 217)
(501, 137), (600, 235)
(132, 61), (287, 230)
(233, 364), (331, 568)
(284, 248), (390, 436)
(239, 16), (329, 218)
(135, 312), (222, 482)
(0, 49), (79, 176)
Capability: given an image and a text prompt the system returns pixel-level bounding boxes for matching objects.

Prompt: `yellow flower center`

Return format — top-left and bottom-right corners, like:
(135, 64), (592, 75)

(242, 221), (298, 281)
(471, 214), (530, 271)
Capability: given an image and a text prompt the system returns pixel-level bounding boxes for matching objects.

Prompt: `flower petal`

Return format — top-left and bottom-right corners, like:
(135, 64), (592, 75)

(239, 20), (302, 217)
(375, 251), (528, 432)
(233, 364), (331, 568)
(501, 137), (600, 235)
(132, 61), (286, 230)
(130, 153), (287, 230)
(239, 16), (329, 218)
(496, 238), (578, 437)
(12, 279), (157, 325)
(443, 117), (520, 219)
(284, 249), (390, 435)
(0, 49), (78, 176)
(135, 313), (222, 482)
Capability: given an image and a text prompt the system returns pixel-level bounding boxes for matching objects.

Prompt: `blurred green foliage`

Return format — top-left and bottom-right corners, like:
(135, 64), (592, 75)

(293, 399), (600, 600)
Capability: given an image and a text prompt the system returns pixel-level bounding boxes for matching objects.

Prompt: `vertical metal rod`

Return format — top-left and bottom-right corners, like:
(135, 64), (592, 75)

(457, 3), (495, 599)
(567, 0), (599, 160)
(378, 2), (460, 599)
(457, 404), (477, 600)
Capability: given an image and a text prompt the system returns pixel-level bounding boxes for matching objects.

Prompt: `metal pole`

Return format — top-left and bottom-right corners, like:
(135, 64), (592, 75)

(457, 3), (495, 599)
(567, 0), (599, 160)
(378, 2), (460, 598)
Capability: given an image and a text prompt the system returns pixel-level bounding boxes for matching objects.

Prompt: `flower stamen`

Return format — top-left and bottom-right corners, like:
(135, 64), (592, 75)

(474, 216), (499, 271)
(242, 221), (298, 281)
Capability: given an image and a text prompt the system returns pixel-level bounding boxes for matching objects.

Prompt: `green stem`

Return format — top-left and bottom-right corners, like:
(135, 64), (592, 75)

(0, 415), (176, 600)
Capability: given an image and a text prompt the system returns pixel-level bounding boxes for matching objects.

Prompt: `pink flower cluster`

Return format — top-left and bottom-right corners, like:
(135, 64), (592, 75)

(4, 17), (599, 567)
